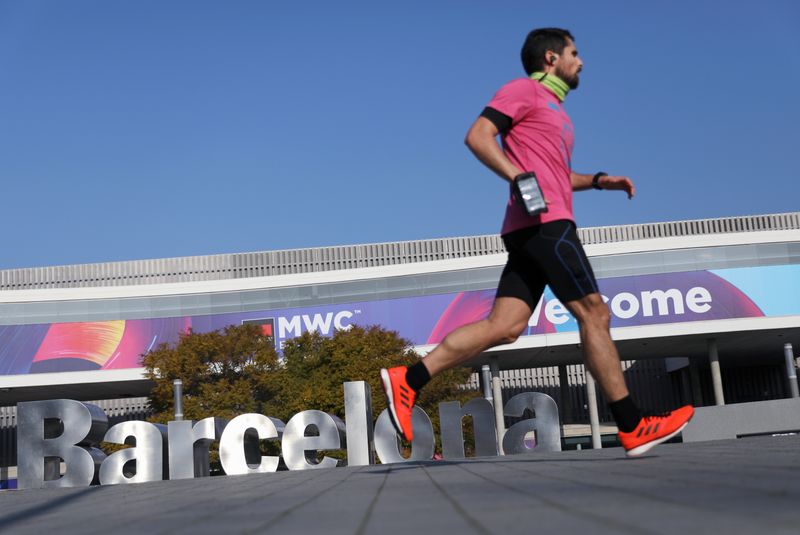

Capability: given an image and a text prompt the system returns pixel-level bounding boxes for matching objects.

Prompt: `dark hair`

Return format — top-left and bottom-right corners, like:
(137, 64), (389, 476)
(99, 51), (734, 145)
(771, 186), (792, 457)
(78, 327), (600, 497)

(520, 28), (574, 75)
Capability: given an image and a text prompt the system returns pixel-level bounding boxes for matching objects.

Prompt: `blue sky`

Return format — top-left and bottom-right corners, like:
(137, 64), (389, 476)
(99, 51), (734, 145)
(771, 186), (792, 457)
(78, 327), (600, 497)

(1, 1), (798, 269)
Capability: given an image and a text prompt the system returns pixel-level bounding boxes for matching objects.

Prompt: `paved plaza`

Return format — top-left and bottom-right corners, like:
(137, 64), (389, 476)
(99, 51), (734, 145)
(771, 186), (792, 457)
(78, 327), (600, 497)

(1, 435), (798, 534)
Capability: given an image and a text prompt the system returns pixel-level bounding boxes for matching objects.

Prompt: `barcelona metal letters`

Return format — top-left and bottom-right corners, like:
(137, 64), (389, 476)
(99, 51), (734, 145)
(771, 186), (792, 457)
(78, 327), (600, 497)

(16, 382), (560, 489)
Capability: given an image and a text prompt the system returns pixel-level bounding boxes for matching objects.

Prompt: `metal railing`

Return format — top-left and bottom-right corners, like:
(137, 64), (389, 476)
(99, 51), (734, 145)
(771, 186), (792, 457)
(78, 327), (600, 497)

(1, 212), (798, 291)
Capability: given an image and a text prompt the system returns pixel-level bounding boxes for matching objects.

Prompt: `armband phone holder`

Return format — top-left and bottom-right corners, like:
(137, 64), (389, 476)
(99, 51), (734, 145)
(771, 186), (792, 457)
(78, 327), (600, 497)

(514, 172), (548, 216)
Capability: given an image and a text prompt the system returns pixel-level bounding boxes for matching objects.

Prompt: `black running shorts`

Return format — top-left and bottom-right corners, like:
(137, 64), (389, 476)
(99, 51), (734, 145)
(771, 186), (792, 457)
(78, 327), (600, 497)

(496, 220), (599, 309)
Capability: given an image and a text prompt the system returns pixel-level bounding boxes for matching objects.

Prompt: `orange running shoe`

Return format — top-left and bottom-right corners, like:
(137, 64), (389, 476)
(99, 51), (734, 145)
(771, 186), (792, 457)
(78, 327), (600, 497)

(380, 366), (416, 441)
(618, 405), (694, 457)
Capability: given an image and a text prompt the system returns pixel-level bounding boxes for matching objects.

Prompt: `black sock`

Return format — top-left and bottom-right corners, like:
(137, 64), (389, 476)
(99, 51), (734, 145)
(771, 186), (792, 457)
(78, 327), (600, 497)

(405, 361), (431, 393)
(609, 396), (642, 433)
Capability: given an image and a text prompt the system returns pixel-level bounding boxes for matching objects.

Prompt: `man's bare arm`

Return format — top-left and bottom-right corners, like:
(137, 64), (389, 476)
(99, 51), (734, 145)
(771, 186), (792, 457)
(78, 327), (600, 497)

(571, 171), (636, 199)
(465, 117), (522, 183)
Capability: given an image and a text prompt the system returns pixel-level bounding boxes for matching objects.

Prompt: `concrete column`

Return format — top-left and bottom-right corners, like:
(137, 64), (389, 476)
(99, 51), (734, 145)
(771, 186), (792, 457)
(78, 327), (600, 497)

(489, 357), (506, 454)
(585, 368), (602, 449)
(480, 364), (493, 402)
(785, 343), (799, 399)
(708, 339), (725, 406)
(173, 379), (184, 420)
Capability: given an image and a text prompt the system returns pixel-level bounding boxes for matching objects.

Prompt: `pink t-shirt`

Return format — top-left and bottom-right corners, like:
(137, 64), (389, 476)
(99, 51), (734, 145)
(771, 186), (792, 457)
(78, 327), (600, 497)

(486, 78), (576, 235)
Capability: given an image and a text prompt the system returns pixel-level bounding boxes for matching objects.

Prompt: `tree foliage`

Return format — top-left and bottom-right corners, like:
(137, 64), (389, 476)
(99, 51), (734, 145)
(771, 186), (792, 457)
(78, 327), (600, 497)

(143, 324), (282, 423)
(265, 326), (480, 442)
(142, 323), (480, 458)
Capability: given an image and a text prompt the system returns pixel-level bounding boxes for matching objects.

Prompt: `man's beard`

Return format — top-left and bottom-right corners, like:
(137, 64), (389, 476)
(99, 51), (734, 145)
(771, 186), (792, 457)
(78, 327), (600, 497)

(556, 66), (580, 89)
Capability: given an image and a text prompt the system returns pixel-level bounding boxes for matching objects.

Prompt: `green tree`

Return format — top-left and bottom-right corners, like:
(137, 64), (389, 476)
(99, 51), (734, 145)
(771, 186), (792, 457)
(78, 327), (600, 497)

(143, 324), (282, 423)
(142, 323), (480, 461)
(265, 325), (480, 455)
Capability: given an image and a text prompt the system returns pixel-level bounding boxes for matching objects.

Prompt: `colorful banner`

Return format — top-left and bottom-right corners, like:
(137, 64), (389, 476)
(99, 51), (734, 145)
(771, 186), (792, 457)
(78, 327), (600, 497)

(1, 265), (798, 375)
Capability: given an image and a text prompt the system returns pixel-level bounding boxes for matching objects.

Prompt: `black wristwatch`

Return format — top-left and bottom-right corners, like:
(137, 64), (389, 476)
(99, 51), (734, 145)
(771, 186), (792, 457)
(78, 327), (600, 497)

(592, 172), (607, 190)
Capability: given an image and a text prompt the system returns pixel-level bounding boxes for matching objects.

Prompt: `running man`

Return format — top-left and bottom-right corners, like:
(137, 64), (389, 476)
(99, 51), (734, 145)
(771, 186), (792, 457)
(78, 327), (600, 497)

(381, 28), (693, 457)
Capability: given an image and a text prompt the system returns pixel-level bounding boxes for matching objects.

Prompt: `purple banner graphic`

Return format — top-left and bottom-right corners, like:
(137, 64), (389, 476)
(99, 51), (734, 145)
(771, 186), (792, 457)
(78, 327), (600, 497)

(0, 265), (797, 376)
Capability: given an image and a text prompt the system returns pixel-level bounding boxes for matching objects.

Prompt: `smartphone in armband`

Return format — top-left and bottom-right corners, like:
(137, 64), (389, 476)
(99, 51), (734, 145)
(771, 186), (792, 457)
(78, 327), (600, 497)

(514, 172), (548, 216)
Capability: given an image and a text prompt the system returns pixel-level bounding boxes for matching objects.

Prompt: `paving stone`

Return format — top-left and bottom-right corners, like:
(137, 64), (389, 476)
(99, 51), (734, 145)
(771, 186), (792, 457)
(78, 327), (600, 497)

(1, 436), (798, 534)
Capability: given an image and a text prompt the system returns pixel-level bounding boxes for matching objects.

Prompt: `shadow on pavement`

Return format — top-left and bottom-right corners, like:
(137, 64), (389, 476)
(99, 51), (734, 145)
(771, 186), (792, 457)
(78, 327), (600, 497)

(0, 485), (105, 530)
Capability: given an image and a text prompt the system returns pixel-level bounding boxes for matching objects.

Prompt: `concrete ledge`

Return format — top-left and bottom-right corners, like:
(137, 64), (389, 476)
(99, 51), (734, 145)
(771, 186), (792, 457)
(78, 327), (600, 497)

(682, 398), (800, 442)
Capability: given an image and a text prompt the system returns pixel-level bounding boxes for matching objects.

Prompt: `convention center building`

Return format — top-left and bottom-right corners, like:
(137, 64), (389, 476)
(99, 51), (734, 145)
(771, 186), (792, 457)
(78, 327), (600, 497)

(1, 211), (799, 463)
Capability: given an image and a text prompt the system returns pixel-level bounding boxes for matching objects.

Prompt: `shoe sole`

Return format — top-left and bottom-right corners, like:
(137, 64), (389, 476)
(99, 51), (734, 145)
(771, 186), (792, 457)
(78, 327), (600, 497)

(380, 369), (407, 439)
(625, 420), (691, 457)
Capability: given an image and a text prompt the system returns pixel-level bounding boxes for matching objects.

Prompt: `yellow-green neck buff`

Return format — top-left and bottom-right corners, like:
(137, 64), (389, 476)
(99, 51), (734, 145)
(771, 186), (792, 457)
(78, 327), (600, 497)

(530, 72), (570, 102)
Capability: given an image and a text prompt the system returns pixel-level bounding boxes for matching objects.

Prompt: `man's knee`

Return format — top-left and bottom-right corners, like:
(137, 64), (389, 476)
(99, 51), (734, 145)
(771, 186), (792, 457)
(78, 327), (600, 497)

(490, 318), (527, 345)
(572, 294), (611, 329)
(586, 302), (611, 329)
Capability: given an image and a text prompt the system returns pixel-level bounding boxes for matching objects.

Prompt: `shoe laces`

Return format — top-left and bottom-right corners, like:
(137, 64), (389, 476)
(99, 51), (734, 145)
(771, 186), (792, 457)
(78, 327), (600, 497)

(642, 411), (671, 421)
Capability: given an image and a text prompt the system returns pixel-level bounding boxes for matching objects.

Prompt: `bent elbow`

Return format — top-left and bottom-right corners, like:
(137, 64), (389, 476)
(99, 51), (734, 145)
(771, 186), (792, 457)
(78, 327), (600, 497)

(464, 127), (478, 151)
